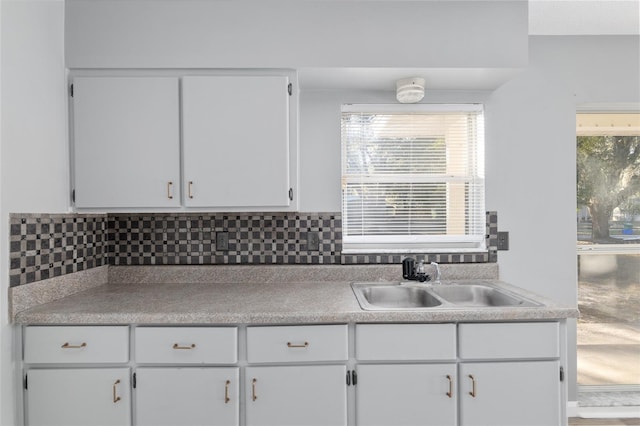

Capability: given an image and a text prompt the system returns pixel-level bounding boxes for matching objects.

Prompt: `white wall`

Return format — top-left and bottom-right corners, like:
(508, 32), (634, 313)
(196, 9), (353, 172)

(299, 89), (491, 211)
(0, 1), (69, 424)
(297, 35), (640, 402)
(65, 0), (527, 69)
(489, 35), (639, 400)
(299, 36), (640, 303)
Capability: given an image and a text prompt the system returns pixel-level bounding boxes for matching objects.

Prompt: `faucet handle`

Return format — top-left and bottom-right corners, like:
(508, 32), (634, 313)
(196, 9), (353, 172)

(430, 262), (441, 283)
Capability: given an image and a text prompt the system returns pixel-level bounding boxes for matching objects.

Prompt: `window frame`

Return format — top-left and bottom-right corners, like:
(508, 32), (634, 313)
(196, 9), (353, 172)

(341, 103), (486, 254)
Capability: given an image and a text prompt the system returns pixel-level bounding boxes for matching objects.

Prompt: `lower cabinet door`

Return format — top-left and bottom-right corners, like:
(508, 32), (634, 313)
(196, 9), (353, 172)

(135, 367), (239, 426)
(26, 368), (131, 426)
(355, 364), (457, 426)
(245, 365), (347, 426)
(459, 361), (561, 426)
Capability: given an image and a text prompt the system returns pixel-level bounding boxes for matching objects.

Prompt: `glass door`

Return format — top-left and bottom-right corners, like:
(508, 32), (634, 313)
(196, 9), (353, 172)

(576, 113), (640, 407)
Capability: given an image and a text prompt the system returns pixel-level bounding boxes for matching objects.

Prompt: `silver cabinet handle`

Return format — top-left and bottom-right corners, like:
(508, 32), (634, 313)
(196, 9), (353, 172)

(224, 380), (231, 404)
(287, 341), (309, 348)
(113, 379), (121, 403)
(446, 375), (453, 398)
(61, 342), (86, 349)
(188, 181), (194, 199)
(172, 343), (196, 350)
(468, 374), (476, 398)
(167, 181), (174, 199)
(252, 378), (258, 401)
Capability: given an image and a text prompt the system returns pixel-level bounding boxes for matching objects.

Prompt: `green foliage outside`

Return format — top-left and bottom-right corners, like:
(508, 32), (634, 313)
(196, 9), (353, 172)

(577, 135), (640, 242)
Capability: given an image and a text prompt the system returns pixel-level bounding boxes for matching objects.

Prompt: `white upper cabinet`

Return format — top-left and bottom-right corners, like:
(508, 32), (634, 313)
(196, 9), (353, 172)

(182, 76), (291, 208)
(71, 74), (295, 211)
(72, 77), (181, 208)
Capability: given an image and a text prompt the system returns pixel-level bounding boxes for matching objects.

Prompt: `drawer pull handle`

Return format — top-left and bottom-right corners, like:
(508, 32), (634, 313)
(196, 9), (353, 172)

(287, 341), (309, 348)
(252, 378), (258, 401)
(188, 181), (194, 199)
(61, 342), (86, 349)
(468, 374), (476, 398)
(173, 343), (196, 350)
(224, 380), (231, 404)
(167, 181), (173, 199)
(446, 375), (453, 398)
(113, 379), (121, 403)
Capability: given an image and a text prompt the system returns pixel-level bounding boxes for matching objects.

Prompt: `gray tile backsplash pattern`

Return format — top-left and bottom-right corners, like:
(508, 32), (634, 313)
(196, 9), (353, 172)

(9, 211), (498, 287)
(9, 214), (109, 287)
(108, 213), (341, 266)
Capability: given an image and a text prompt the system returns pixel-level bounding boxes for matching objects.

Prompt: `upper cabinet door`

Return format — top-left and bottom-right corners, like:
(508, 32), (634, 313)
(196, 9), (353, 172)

(73, 77), (180, 209)
(183, 76), (291, 208)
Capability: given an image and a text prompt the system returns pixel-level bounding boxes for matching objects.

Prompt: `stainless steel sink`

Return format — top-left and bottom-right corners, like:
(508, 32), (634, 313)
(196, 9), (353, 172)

(352, 284), (442, 310)
(351, 282), (540, 310)
(430, 284), (539, 307)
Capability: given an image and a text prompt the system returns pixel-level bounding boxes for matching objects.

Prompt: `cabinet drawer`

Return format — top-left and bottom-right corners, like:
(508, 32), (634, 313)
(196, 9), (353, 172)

(356, 324), (456, 361)
(247, 325), (348, 363)
(458, 322), (559, 360)
(24, 326), (129, 364)
(135, 327), (237, 364)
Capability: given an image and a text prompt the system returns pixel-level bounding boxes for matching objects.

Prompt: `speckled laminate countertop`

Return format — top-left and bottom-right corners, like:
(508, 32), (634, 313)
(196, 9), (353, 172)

(13, 280), (578, 324)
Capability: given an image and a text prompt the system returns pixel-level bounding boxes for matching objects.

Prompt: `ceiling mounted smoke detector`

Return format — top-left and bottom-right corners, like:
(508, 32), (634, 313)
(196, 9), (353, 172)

(396, 77), (425, 103)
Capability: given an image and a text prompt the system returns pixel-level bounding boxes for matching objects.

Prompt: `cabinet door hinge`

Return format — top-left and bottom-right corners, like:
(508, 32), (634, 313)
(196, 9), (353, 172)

(70, 84), (74, 97)
(24, 374), (28, 390)
(346, 370), (357, 386)
(133, 372), (137, 389)
(287, 83), (292, 96)
(288, 188), (293, 201)
(560, 366), (564, 382)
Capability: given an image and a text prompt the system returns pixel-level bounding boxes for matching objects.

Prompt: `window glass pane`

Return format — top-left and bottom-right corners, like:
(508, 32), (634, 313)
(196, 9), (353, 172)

(576, 112), (640, 391)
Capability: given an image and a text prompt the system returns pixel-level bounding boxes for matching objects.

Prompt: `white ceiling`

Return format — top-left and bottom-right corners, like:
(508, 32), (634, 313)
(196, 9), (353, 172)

(529, 0), (640, 35)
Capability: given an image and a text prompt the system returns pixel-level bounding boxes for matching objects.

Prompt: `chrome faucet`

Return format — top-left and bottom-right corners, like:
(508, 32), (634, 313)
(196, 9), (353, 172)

(430, 262), (442, 284)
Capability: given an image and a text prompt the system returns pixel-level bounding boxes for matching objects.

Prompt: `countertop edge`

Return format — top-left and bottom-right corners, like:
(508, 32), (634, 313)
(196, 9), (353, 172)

(12, 280), (579, 325)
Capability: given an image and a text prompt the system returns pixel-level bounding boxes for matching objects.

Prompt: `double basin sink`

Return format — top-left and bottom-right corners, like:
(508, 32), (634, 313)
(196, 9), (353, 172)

(352, 281), (540, 311)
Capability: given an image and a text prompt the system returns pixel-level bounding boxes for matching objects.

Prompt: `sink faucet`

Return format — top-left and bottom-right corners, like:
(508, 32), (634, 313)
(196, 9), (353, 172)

(401, 257), (430, 282)
(430, 262), (442, 284)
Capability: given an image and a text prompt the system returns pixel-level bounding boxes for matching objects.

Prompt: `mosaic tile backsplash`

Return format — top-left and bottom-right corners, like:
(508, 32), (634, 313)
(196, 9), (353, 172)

(9, 214), (109, 287)
(9, 212), (498, 287)
(108, 213), (341, 266)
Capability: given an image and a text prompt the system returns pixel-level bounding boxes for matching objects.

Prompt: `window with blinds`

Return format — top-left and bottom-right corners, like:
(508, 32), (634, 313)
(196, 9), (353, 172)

(341, 104), (485, 253)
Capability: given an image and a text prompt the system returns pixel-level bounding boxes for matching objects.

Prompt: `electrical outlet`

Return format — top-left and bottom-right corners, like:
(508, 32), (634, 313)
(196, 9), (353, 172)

(216, 232), (229, 251)
(308, 232), (320, 251)
(497, 231), (509, 251)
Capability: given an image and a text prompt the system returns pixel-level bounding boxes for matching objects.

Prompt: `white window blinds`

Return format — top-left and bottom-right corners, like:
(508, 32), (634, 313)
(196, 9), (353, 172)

(341, 104), (485, 253)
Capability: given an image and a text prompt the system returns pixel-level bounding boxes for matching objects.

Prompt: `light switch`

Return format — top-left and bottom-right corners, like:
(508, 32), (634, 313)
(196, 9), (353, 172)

(497, 231), (509, 251)
(308, 232), (320, 251)
(216, 232), (229, 251)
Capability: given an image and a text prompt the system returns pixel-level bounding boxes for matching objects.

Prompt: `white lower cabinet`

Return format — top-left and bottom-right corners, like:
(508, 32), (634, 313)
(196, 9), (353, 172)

(21, 322), (565, 426)
(459, 361), (561, 426)
(26, 368), (131, 426)
(135, 367), (239, 426)
(353, 322), (563, 426)
(355, 364), (457, 426)
(245, 365), (348, 426)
